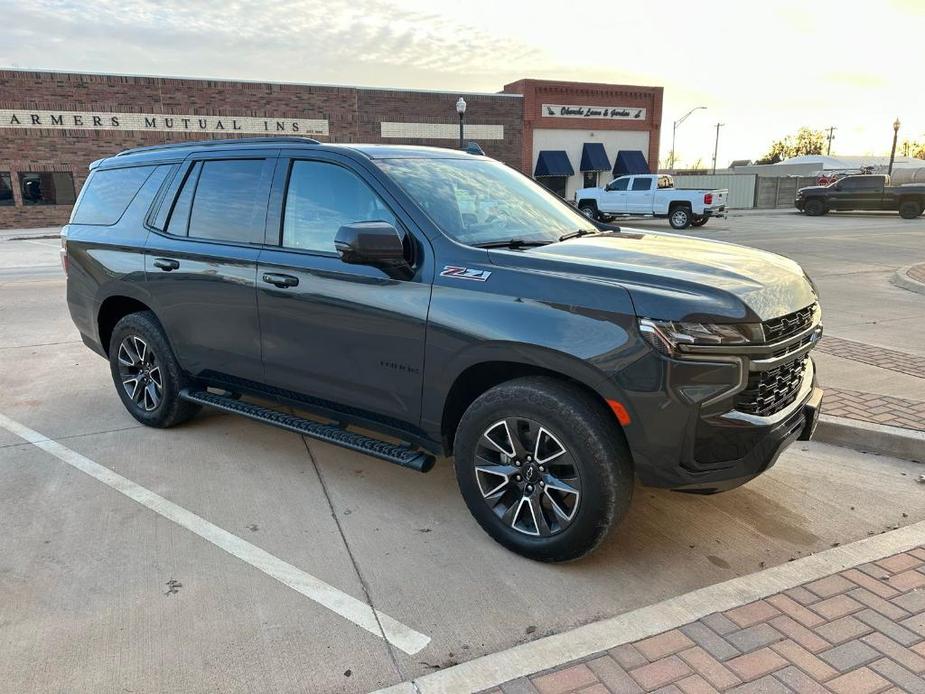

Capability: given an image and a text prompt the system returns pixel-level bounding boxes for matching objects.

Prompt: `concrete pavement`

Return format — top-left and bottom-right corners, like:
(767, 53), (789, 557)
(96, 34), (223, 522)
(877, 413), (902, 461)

(1, 214), (924, 693)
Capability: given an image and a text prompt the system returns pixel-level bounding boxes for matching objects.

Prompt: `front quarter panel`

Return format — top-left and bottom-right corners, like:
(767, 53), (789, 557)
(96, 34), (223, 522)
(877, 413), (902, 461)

(420, 250), (646, 439)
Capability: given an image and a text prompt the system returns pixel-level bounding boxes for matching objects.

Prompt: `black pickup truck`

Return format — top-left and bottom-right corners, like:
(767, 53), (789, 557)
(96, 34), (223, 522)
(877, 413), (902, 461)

(795, 174), (925, 218)
(64, 137), (823, 561)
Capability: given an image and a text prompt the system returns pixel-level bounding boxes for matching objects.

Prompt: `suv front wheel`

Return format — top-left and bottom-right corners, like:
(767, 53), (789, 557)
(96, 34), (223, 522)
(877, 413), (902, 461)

(454, 377), (633, 561)
(108, 311), (200, 428)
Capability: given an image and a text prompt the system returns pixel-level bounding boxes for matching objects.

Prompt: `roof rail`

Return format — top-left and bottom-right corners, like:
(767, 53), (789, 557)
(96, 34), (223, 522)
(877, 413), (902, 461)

(116, 136), (321, 157)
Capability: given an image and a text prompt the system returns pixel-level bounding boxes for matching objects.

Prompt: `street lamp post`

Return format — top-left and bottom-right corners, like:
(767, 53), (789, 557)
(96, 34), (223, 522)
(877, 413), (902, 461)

(711, 122), (724, 175)
(456, 97), (467, 150)
(669, 106), (707, 169)
(888, 117), (900, 176)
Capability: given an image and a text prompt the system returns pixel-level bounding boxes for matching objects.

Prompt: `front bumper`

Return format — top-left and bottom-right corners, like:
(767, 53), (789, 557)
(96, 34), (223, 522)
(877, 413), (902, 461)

(795, 198), (805, 211)
(617, 313), (824, 493)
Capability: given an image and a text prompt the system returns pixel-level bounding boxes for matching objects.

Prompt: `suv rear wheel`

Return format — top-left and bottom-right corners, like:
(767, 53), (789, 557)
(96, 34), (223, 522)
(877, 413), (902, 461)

(108, 311), (200, 428)
(899, 200), (923, 219)
(454, 376), (633, 561)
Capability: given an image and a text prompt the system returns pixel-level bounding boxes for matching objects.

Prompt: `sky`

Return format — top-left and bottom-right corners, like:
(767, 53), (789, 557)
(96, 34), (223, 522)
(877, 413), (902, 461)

(2, 0), (923, 167)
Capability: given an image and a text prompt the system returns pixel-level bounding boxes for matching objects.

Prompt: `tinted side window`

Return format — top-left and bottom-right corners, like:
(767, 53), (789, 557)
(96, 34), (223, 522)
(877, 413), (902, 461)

(0, 173), (12, 206)
(282, 161), (397, 253)
(631, 177), (652, 191)
(19, 172), (77, 205)
(71, 166), (155, 225)
(165, 163), (202, 236)
(610, 178), (629, 191)
(188, 159), (269, 243)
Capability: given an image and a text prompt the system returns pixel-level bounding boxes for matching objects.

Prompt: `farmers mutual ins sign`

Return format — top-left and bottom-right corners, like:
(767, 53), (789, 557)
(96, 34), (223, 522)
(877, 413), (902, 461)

(542, 104), (646, 120)
(0, 110), (329, 136)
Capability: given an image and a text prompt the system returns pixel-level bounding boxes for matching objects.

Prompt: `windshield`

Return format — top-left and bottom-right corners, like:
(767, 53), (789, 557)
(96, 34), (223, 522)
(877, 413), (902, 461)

(376, 157), (595, 246)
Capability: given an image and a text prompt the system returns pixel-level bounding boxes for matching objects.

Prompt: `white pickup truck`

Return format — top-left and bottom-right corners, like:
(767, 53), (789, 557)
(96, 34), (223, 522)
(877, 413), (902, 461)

(574, 174), (727, 229)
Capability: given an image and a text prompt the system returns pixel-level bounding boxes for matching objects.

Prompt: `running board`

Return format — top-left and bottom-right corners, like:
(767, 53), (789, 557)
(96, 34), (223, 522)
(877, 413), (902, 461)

(179, 389), (435, 473)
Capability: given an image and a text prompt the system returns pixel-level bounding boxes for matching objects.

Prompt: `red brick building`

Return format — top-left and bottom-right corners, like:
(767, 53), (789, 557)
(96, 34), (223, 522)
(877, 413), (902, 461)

(0, 70), (662, 229)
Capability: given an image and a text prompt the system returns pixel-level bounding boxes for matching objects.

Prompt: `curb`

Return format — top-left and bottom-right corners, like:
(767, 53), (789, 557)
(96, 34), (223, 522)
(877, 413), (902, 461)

(814, 413), (925, 462)
(891, 264), (925, 296)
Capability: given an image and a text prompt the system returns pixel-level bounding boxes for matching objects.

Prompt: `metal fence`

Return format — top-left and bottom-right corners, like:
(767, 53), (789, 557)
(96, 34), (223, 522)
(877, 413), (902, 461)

(753, 176), (818, 209)
(673, 174), (757, 209)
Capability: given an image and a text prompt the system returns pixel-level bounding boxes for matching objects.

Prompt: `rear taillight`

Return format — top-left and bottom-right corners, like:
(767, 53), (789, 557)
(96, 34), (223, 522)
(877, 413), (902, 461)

(704, 193), (713, 205)
(60, 229), (68, 276)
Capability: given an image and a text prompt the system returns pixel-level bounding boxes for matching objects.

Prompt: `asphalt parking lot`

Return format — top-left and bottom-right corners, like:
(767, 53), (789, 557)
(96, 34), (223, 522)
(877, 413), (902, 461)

(1, 212), (924, 693)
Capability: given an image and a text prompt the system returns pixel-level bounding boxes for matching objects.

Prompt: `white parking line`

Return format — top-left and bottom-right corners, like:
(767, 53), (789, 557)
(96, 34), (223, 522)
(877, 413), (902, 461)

(0, 411), (431, 656)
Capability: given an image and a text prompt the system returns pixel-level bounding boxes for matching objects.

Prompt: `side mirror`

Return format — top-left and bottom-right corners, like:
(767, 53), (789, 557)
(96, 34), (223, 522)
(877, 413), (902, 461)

(334, 221), (412, 279)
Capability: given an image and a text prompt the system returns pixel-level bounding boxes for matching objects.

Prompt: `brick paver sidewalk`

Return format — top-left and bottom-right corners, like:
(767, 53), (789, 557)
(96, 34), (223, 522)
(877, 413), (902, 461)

(489, 547), (925, 693)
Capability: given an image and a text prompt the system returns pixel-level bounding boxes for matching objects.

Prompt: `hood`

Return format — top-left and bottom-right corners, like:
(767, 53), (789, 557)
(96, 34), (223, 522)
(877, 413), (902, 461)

(501, 230), (817, 322)
(797, 185), (828, 194)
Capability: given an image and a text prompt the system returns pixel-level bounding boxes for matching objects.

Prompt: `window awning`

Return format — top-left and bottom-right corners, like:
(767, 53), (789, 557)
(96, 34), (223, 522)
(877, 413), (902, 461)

(613, 150), (649, 175)
(579, 142), (611, 172)
(534, 150), (575, 177)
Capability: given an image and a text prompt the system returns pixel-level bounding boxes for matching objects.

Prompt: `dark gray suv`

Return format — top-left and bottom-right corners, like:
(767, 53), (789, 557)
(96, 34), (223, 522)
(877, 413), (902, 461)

(63, 137), (823, 561)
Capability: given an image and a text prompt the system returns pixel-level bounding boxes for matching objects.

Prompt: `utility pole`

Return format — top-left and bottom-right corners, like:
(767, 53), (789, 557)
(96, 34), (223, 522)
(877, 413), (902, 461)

(825, 126), (836, 156)
(888, 118), (901, 176)
(711, 122), (724, 174)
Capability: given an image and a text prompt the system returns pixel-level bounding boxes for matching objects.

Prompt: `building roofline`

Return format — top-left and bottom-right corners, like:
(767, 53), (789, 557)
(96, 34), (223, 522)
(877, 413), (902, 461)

(0, 66), (524, 98)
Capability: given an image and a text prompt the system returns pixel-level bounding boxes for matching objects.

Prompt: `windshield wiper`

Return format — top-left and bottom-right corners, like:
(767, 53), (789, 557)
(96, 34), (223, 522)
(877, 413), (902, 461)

(558, 228), (600, 242)
(475, 239), (552, 249)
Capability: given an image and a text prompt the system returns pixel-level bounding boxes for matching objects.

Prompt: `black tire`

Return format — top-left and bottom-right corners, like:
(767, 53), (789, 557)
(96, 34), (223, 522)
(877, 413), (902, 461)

(108, 311), (200, 428)
(454, 376), (633, 562)
(691, 215), (709, 227)
(578, 202), (599, 221)
(803, 199), (826, 216)
(899, 201), (923, 220)
(668, 205), (692, 229)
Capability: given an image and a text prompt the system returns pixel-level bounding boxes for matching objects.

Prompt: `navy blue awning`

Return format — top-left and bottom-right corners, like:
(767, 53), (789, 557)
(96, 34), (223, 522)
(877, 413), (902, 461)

(534, 150), (574, 177)
(613, 150), (649, 175)
(579, 142), (611, 172)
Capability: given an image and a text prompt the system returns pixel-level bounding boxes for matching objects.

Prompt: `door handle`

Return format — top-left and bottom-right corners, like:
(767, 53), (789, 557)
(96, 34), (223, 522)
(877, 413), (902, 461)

(153, 258), (180, 271)
(262, 272), (299, 288)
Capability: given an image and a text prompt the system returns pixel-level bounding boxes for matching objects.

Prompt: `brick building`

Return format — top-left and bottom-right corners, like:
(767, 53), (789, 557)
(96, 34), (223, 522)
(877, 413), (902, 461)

(0, 69), (662, 229)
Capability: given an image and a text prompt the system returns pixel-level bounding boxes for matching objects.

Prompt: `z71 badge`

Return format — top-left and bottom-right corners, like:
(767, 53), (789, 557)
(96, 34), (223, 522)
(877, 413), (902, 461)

(440, 265), (492, 282)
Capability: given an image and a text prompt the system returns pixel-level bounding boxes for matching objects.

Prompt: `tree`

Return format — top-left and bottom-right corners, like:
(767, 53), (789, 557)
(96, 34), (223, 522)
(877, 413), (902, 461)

(755, 128), (826, 164)
(900, 140), (925, 159)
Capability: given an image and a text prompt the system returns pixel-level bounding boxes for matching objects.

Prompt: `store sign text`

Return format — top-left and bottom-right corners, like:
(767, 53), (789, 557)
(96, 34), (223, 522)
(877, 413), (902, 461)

(0, 110), (329, 136)
(542, 104), (646, 120)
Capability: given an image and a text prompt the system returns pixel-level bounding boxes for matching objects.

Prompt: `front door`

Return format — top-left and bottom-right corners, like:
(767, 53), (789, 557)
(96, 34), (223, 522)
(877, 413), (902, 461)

(256, 155), (431, 427)
(145, 153), (277, 382)
(599, 176), (629, 213)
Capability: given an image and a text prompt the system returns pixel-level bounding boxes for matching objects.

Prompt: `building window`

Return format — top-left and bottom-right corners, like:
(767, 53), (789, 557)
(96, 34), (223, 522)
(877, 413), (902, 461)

(537, 176), (568, 198)
(0, 173), (13, 206)
(582, 172), (599, 189)
(19, 172), (77, 205)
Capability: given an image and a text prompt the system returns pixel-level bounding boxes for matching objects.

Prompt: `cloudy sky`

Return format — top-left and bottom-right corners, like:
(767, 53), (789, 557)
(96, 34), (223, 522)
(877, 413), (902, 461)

(3, 0), (922, 166)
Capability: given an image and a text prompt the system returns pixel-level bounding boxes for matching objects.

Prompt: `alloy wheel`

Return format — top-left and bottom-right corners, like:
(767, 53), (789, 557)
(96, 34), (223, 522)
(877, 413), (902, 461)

(474, 417), (581, 537)
(117, 335), (163, 412)
(671, 209), (688, 227)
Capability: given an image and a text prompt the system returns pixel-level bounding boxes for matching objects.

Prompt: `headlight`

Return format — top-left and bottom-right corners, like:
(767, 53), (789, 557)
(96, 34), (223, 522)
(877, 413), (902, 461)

(639, 318), (764, 356)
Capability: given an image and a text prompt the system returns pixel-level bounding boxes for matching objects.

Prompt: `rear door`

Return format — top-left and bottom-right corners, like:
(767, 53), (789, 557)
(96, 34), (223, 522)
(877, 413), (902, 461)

(598, 176), (630, 213)
(144, 150), (277, 382)
(625, 176), (655, 214)
(256, 152), (432, 426)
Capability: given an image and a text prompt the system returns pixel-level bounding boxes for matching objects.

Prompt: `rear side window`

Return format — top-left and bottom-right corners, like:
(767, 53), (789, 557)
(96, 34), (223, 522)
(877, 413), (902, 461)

(71, 166), (155, 225)
(187, 159), (269, 243)
(165, 163), (201, 236)
(631, 177), (652, 191)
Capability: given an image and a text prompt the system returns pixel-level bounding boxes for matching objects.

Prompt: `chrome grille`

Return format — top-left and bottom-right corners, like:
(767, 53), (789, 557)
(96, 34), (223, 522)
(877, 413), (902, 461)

(762, 303), (816, 343)
(734, 355), (808, 417)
